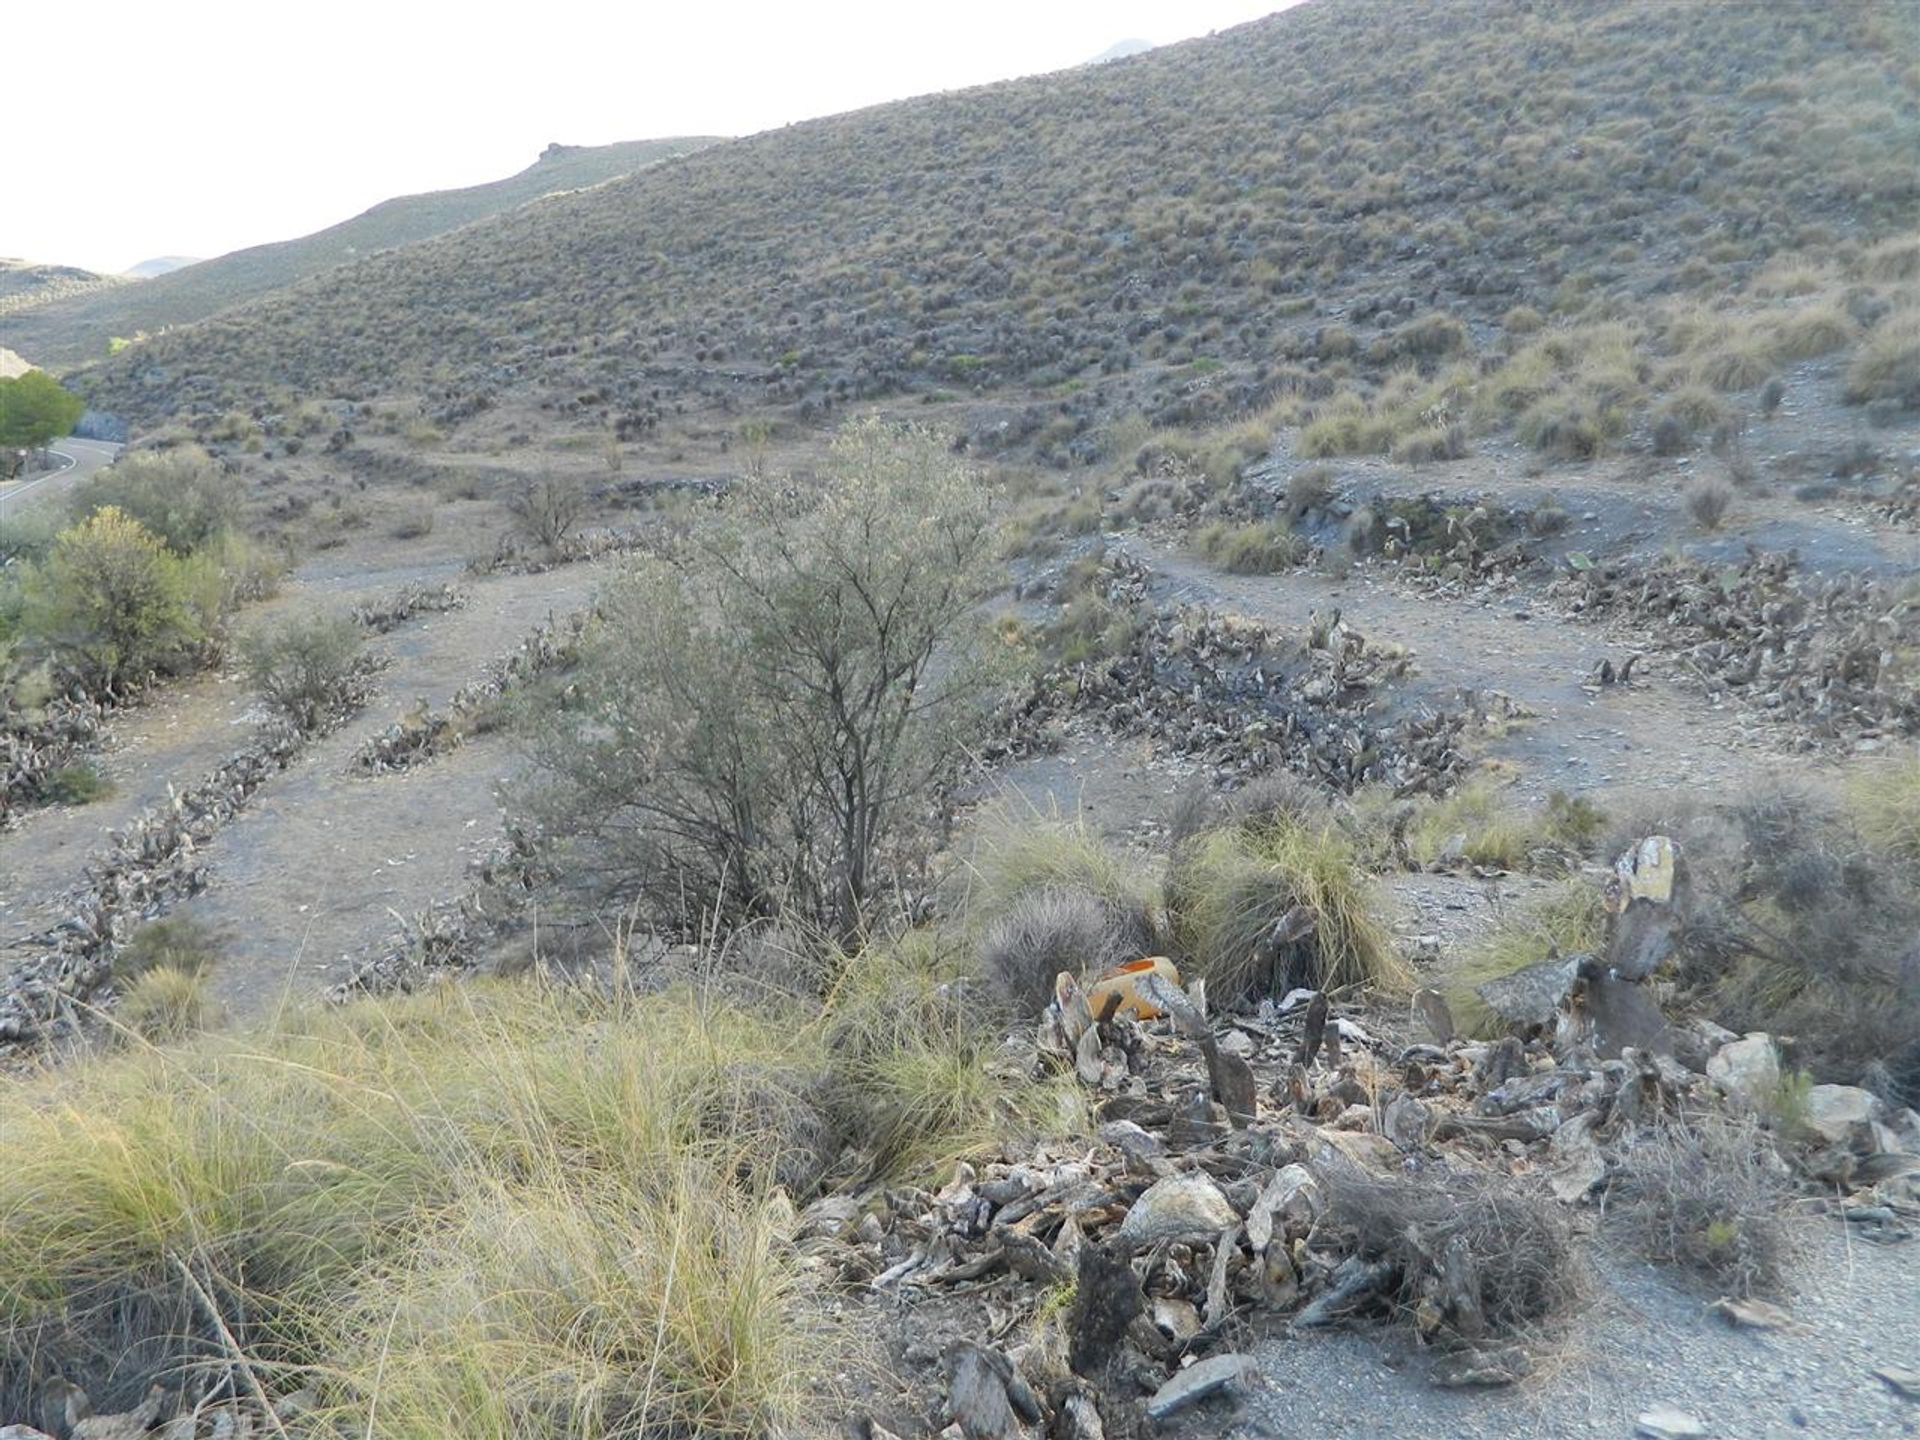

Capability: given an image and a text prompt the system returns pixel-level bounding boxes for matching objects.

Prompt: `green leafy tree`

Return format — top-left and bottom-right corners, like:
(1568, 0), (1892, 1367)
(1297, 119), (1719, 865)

(20, 507), (219, 690)
(0, 370), (85, 449)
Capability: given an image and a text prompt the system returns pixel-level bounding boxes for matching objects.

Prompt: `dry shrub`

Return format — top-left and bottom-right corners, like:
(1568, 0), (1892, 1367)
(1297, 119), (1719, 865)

(1167, 817), (1402, 1001)
(1327, 1168), (1584, 1341)
(1190, 517), (1306, 573)
(1685, 476), (1734, 531)
(1845, 310), (1920, 409)
(1846, 749), (1920, 865)
(1406, 778), (1537, 869)
(1609, 1117), (1790, 1297)
(971, 816), (1159, 957)
(979, 886), (1137, 1016)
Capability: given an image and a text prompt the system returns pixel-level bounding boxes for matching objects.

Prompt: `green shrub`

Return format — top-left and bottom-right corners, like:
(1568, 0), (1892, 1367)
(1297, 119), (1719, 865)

(43, 761), (112, 805)
(19, 507), (220, 689)
(67, 445), (244, 554)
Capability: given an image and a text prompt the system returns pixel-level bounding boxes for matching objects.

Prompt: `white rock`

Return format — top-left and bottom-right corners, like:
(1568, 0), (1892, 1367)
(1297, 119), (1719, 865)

(1802, 1084), (1881, 1144)
(1119, 1174), (1237, 1246)
(1706, 1032), (1778, 1107)
(1636, 1406), (1707, 1439)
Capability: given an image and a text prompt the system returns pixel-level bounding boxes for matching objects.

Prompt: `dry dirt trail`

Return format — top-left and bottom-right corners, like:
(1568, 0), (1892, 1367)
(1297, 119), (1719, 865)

(1, 536), (608, 1023)
(191, 561), (604, 1020)
(1119, 536), (1806, 804)
(0, 671), (256, 949)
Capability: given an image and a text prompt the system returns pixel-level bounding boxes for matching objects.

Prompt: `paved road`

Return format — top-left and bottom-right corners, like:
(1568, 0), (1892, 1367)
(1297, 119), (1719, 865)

(0, 436), (121, 523)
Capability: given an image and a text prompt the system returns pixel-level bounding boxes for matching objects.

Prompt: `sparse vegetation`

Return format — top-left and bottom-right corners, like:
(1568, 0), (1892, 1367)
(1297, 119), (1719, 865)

(1611, 1118), (1789, 1297)
(0, 976), (1056, 1433)
(240, 612), (367, 733)
(1190, 517), (1306, 573)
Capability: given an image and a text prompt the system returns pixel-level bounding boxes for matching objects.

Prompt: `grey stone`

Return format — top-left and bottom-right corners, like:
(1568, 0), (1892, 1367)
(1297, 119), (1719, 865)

(1802, 1084), (1880, 1145)
(1144, 1353), (1259, 1420)
(1476, 953), (1579, 1026)
(1119, 1174), (1237, 1246)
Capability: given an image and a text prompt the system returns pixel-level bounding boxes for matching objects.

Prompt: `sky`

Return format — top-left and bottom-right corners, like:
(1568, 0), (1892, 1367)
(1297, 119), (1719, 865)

(6, 0), (1295, 276)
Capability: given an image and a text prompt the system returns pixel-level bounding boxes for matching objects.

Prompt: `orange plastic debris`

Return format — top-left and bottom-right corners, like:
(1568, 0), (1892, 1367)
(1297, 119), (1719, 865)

(1086, 956), (1184, 1022)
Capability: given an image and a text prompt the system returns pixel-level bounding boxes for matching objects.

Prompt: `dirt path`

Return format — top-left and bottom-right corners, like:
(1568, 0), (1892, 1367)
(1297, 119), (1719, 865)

(187, 563), (603, 1020)
(1121, 537), (1800, 802)
(2, 542), (607, 1018)
(0, 670), (255, 951)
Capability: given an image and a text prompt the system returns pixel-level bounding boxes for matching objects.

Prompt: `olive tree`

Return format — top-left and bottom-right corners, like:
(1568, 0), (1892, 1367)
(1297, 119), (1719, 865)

(520, 417), (1001, 938)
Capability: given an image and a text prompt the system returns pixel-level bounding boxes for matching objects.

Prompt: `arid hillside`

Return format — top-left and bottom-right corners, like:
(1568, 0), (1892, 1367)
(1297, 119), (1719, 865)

(1, 136), (721, 369)
(0, 260), (124, 319)
(73, 0), (1918, 464)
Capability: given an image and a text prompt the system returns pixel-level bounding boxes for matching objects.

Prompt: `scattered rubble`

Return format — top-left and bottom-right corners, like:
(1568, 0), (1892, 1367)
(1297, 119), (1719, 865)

(995, 551), (1505, 795)
(348, 580), (464, 633)
(801, 840), (1920, 1439)
(1553, 547), (1920, 741)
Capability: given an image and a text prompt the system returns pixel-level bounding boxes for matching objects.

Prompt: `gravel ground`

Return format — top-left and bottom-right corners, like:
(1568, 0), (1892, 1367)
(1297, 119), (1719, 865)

(1174, 1224), (1920, 1439)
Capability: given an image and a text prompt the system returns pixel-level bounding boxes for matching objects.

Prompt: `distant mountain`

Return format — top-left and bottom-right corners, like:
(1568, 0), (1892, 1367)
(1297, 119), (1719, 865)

(1086, 38), (1154, 64)
(124, 256), (202, 279)
(75, 0), (1920, 465)
(2, 136), (722, 369)
(0, 259), (125, 319)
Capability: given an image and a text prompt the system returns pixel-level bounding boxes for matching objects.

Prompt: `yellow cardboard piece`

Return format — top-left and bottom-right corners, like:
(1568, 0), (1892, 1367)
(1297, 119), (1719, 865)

(1086, 956), (1184, 1021)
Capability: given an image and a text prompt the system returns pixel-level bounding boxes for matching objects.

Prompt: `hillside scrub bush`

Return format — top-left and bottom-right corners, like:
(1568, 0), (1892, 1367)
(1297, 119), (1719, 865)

(18, 507), (221, 690)
(1610, 1117), (1789, 1296)
(240, 611), (366, 733)
(1167, 817), (1402, 1001)
(508, 472), (588, 550)
(66, 445), (243, 554)
(1190, 517), (1307, 573)
(521, 418), (1002, 939)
